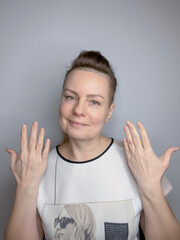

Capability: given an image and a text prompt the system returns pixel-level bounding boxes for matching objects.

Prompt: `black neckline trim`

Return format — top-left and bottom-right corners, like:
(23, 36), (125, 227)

(56, 138), (114, 164)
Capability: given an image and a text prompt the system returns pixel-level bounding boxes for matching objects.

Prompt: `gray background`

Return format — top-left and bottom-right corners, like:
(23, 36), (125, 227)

(0, 0), (180, 237)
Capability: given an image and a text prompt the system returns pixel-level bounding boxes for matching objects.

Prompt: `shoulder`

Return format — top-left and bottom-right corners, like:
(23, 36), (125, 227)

(48, 147), (58, 159)
(43, 147), (58, 174)
(110, 139), (125, 156)
(103, 139), (127, 167)
(113, 139), (124, 148)
(46, 146), (59, 165)
(99, 138), (125, 162)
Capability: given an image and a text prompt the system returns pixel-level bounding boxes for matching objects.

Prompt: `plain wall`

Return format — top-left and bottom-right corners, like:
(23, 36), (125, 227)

(0, 0), (180, 237)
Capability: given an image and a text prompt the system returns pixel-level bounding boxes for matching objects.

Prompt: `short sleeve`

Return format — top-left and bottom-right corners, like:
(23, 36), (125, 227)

(161, 174), (173, 196)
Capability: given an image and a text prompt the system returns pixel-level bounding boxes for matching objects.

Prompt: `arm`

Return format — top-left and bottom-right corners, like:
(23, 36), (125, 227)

(123, 121), (180, 240)
(4, 122), (50, 240)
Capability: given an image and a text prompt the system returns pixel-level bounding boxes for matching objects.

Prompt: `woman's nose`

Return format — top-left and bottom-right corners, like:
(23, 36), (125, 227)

(73, 100), (86, 116)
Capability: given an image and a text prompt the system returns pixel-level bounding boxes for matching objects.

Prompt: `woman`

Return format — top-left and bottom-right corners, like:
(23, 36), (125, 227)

(5, 50), (180, 240)
(54, 204), (96, 240)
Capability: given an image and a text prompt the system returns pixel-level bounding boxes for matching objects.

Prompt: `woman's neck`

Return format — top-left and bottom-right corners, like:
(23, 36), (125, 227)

(59, 134), (111, 162)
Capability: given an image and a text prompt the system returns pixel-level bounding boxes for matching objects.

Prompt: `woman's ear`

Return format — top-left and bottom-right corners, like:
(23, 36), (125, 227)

(106, 103), (115, 123)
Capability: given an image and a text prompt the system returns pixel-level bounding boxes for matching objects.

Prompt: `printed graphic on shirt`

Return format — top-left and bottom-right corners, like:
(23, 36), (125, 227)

(54, 204), (95, 240)
(42, 200), (135, 240)
(104, 222), (128, 240)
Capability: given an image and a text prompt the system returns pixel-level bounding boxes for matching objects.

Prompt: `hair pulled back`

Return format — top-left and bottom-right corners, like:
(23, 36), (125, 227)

(63, 50), (117, 105)
(65, 204), (96, 240)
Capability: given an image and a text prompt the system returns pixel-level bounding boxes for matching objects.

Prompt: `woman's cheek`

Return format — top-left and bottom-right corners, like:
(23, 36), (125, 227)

(89, 110), (107, 124)
(59, 103), (70, 117)
(58, 105), (68, 128)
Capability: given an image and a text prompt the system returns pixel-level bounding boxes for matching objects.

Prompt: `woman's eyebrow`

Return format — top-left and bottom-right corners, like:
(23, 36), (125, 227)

(87, 94), (104, 99)
(63, 88), (78, 95)
(63, 88), (104, 99)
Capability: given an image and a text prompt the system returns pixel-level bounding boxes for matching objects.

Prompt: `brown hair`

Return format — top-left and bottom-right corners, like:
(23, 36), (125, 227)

(63, 50), (117, 105)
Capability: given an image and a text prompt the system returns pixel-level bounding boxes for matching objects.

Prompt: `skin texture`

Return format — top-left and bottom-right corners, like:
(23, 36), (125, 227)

(59, 69), (114, 141)
(123, 121), (179, 192)
(5, 122), (50, 240)
(123, 120), (180, 240)
(58, 69), (114, 162)
(7, 122), (50, 190)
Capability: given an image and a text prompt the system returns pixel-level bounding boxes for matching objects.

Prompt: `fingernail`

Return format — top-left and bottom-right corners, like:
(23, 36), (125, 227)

(6, 148), (10, 153)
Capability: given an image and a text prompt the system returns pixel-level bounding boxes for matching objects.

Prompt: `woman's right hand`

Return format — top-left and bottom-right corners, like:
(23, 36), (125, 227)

(6, 121), (50, 192)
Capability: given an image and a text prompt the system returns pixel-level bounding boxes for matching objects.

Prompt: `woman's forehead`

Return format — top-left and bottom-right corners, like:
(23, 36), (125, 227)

(72, 67), (110, 78)
(67, 68), (110, 79)
(64, 69), (110, 90)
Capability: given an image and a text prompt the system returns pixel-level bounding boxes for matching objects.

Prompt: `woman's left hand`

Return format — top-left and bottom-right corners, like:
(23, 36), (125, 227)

(123, 121), (179, 194)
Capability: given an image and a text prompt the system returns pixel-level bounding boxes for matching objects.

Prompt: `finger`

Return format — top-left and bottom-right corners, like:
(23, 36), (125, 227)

(6, 148), (18, 170)
(136, 122), (151, 150)
(126, 121), (142, 148)
(123, 138), (131, 161)
(36, 128), (45, 154)
(20, 124), (28, 154)
(161, 147), (179, 167)
(42, 138), (50, 161)
(124, 125), (135, 153)
(29, 121), (38, 152)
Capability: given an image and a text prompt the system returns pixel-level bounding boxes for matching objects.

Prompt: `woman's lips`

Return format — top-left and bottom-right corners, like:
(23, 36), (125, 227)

(69, 120), (88, 127)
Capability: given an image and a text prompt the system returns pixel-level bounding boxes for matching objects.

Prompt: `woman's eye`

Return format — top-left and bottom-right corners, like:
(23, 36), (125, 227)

(65, 95), (76, 101)
(90, 100), (100, 106)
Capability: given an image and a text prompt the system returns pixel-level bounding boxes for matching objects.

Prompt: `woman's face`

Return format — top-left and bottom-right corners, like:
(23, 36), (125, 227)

(54, 207), (75, 240)
(59, 69), (114, 141)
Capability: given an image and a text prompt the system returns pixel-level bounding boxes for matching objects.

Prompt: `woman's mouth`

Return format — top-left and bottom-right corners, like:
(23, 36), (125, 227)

(69, 120), (88, 127)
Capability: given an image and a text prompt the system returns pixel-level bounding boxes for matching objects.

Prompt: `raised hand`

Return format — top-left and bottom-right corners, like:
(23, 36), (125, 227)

(123, 121), (179, 193)
(6, 122), (50, 191)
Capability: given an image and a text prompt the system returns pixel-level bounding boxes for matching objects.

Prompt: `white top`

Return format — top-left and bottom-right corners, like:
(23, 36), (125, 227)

(37, 139), (172, 240)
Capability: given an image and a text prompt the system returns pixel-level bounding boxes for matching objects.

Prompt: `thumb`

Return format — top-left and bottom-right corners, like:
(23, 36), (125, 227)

(6, 148), (18, 168)
(162, 147), (179, 164)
